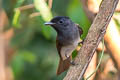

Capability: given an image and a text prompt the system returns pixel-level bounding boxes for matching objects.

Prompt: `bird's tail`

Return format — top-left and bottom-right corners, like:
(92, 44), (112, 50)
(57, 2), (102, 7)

(56, 56), (72, 75)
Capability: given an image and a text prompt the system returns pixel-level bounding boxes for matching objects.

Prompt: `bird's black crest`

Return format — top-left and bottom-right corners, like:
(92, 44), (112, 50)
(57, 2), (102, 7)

(51, 16), (69, 23)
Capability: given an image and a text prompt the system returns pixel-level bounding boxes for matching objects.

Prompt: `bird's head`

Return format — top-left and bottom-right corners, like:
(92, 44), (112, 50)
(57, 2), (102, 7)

(44, 16), (74, 33)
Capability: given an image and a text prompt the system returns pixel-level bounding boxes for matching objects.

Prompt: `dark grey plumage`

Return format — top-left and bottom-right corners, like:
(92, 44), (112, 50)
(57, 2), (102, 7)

(44, 16), (83, 75)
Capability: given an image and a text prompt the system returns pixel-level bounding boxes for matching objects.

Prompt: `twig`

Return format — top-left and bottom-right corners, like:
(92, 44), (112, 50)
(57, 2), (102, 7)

(29, 12), (41, 18)
(63, 0), (119, 80)
(48, 0), (53, 9)
(15, 4), (34, 11)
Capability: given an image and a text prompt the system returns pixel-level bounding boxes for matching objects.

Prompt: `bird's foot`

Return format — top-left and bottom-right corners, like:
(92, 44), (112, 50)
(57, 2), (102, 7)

(65, 54), (76, 65)
(78, 39), (84, 45)
(65, 54), (69, 59)
(70, 60), (75, 65)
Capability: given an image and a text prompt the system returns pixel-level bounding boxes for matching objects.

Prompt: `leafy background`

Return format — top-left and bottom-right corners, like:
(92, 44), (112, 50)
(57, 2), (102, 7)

(2, 0), (91, 80)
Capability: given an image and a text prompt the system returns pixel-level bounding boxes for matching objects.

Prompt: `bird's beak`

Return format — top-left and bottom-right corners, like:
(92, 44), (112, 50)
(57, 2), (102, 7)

(44, 22), (56, 25)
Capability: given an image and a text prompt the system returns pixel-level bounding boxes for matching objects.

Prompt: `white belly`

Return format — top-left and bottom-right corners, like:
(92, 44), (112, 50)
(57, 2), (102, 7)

(61, 38), (80, 60)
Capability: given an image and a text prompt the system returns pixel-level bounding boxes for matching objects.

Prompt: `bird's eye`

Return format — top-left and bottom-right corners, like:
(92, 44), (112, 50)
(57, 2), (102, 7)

(58, 20), (64, 24)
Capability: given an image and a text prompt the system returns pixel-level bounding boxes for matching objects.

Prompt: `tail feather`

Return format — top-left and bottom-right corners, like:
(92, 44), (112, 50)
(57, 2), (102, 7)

(56, 56), (71, 75)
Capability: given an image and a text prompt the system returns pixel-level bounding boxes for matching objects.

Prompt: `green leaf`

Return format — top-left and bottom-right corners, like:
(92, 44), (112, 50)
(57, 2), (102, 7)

(21, 51), (36, 63)
(12, 9), (21, 27)
(11, 53), (24, 77)
(15, 0), (25, 8)
(34, 0), (52, 21)
(34, 0), (56, 39)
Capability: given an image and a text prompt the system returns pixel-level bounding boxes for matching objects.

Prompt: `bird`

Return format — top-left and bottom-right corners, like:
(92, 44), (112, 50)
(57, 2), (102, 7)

(44, 16), (83, 75)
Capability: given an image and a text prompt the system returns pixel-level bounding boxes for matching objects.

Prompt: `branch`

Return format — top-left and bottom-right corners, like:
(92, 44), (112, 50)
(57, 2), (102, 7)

(97, 42), (107, 53)
(82, 0), (120, 79)
(81, 0), (96, 21)
(15, 4), (34, 11)
(64, 0), (119, 80)
(0, 8), (14, 80)
(104, 18), (120, 69)
(84, 52), (97, 80)
(0, 9), (6, 80)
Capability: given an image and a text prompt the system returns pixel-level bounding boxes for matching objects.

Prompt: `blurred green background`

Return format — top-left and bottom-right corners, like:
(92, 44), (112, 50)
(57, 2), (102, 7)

(2, 0), (91, 80)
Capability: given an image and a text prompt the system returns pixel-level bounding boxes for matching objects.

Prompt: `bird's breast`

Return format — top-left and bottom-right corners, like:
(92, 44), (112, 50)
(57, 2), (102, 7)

(57, 33), (80, 46)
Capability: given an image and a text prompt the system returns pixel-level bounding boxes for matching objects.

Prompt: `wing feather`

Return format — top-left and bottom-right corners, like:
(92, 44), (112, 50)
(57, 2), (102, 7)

(76, 24), (83, 36)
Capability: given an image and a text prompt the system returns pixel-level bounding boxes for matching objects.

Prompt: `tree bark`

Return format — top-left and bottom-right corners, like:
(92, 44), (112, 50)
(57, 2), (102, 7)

(64, 0), (119, 80)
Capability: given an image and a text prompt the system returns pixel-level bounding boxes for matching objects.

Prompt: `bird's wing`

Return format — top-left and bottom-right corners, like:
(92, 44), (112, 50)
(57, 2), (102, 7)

(75, 24), (83, 36)
(56, 36), (71, 75)
(56, 37), (62, 58)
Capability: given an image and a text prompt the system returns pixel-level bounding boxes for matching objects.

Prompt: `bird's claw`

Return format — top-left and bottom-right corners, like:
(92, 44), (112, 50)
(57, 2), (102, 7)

(78, 39), (84, 45)
(65, 54), (69, 59)
(70, 60), (75, 65)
